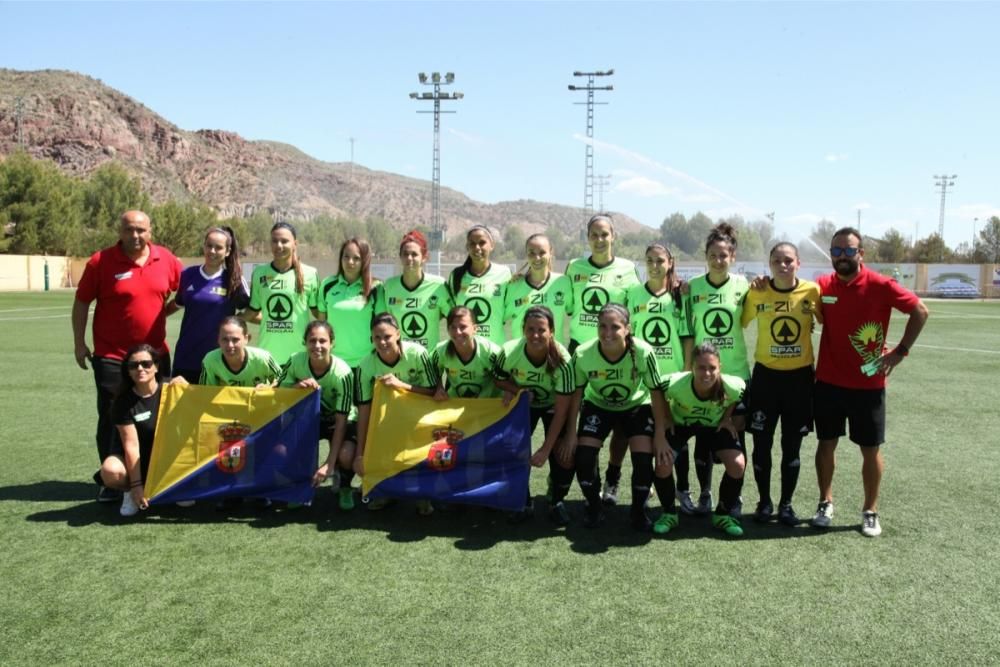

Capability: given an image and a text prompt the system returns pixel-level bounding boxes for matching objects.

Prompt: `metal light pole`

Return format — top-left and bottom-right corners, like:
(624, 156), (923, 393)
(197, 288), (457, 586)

(569, 69), (614, 236)
(411, 72), (463, 276)
(596, 174), (612, 213)
(933, 174), (957, 258)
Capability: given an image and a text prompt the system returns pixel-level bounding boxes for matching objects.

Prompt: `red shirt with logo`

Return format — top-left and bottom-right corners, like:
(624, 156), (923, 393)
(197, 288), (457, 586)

(75, 243), (182, 360)
(816, 265), (920, 390)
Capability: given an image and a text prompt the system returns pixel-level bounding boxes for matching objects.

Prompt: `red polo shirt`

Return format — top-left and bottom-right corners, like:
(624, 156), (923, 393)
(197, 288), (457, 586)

(75, 243), (182, 360)
(816, 265), (920, 390)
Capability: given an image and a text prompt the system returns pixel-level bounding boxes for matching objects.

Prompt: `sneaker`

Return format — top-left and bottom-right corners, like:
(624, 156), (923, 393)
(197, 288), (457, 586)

(416, 500), (434, 516)
(861, 511), (882, 537)
(602, 481), (620, 506)
(338, 487), (355, 511)
(251, 497), (272, 509)
(119, 492), (139, 517)
(711, 513), (744, 537)
(508, 500), (534, 525)
(631, 508), (653, 532)
(676, 490), (697, 515)
(696, 489), (713, 515)
(97, 486), (122, 504)
(810, 501), (834, 528)
(754, 500), (774, 523)
(653, 512), (679, 535)
(175, 500), (196, 508)
(365, 497), (390, 511)
(583, 503), (603, 528)
(731, 495), (744, 519)
(777, 503), (799, 526)
(548, 501), (570, 526)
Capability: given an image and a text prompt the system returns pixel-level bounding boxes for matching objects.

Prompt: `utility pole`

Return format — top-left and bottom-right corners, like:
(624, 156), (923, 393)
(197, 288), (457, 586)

(411, 73), (463, 276)
(14, 96), (25, 147)
(933, 174), (956, 262)
(569, 69), (614, 237)
(596, 174), (612, 213)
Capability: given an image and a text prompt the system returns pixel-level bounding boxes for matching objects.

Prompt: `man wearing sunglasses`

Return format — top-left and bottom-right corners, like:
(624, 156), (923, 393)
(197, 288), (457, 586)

(72, 210), (182, 503)
(810, 227), (928, 537)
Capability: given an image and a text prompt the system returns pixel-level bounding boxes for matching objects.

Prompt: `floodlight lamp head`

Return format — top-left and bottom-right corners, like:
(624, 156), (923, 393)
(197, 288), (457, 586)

(418, 73), (428, 83)
(445, 72), (455, 83)
(573, 71), (583, 76)
(432, 72), (441, 83)
(409, 92), (418, 99)
(453, 92), (464, 99)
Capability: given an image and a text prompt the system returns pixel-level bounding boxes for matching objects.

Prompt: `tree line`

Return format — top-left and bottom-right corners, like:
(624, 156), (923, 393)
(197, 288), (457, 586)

(2, 151), (997, 264)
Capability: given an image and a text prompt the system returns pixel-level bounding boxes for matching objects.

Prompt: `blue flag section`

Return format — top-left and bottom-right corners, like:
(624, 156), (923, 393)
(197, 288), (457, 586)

(362, 386), (532, 511)
(145, 385), (320, 506)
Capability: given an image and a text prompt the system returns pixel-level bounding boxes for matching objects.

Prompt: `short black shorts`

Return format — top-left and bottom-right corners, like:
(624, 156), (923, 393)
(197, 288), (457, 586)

(530, 406), (569, 440)
(320, 415), (358, 445)
(747, 364), (814, 438)
(667, 424), (742, 455)
(577, 401), (655, 441)
(733, 375), (751, 418)
(813, 381), (885, 447)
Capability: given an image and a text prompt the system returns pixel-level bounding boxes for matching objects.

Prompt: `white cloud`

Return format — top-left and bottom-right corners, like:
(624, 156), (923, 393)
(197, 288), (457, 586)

(953, 203), (1000, 221)
(825, 153), (849, 162)
(616, 176), (678, 198)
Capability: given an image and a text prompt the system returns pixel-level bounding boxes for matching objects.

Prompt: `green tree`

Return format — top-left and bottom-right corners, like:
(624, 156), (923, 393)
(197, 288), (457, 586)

(80, 162), (151, 252)
(809, 219), (838, 249)
(366, 216), (397, 259)
(243, 211), (274, 255)
(149, 200), (218, 256)
(911, 233), (952, 263)
(873, 228), (909, 263)
(978, 216), (1000, 264)
(0, 151), (83, 254)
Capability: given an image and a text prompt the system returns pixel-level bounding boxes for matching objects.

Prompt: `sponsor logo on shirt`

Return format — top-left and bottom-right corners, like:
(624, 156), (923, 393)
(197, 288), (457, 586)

(114, 271), (133, 281)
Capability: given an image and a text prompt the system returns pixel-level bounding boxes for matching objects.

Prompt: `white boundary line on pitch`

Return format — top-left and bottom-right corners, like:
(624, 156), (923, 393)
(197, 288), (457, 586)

(0, 306), (70, 314)
(909, 342), (1000, 355)
(0, 314), (74, 322)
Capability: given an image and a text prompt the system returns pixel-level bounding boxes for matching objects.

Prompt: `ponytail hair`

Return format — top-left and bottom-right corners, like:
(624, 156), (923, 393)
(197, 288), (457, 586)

(304, 319), (334, 343)
(587, 213), (616, 236)
(444, 306), (475, 359)
(338, 238), (374, 301)
(692, 341), (727, 405)
(206, 226), (243, 302)
(522, 306), (563, 373)
(705, 222), (738, 254)
(519, 233), (554, 277)
(450, 225), (494, 296)
(598, 303), (637, 379)
(370, 311), (403, 357)
(271, 222), (304, 294)
(646, 242), (682, 307)
(219, 315), (249, 336)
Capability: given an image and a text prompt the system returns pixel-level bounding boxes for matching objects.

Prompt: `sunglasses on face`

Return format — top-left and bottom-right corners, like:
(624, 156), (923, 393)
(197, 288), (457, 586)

(830, 247), (860, 258)
(127, 359), (155, 371)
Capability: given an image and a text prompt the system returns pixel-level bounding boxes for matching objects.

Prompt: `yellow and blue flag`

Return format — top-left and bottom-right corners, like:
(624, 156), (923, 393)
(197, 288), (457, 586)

(145, 384), (320, 505)
(362, 385), (531, 511)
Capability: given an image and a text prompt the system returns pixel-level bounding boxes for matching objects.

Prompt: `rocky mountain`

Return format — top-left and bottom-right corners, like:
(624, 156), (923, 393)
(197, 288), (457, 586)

(0, 68), (647, 239)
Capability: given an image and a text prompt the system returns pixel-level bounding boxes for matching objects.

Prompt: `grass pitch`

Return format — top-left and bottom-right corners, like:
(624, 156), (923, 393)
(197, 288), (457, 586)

(0, 292), (997, 665)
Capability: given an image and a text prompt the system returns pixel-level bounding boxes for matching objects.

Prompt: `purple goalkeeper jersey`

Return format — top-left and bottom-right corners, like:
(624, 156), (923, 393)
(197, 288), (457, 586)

(173, 265), (249, 372)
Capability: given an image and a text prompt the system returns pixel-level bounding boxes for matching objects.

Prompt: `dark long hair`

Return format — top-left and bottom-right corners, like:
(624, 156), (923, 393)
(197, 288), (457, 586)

(304, 319), (334, 343)
(370, 312), (404, 359)
(598, 303), (637, 379)
(117, 344), (162, 397)
(271, 222), (305, 294)
(205, 226), (244, 301)
(445, 306), (475, 359)
(522, 306), (564, 373)
(337, 237), (374, 301)
(645, 242), (682, 307)
(692, 341), (727, 405)
(450, 225), (494, 296)
(705, 222), (738, 254)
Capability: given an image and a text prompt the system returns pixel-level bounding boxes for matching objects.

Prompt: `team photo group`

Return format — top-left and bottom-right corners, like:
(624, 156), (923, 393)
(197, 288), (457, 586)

(73, 209), (929, 539)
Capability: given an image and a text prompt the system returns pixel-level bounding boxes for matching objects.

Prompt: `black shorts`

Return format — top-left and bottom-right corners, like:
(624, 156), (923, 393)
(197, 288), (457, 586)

(320, 415), (358, 445)
(107, 435), (152, 483)
(747, 364), (814, 438)
(667, 424), (742, 455)
(733, 375), (751, 418)
(577, 401), (655, 441)
(530, 406), (569, 440)
(813, 381), (885, 447)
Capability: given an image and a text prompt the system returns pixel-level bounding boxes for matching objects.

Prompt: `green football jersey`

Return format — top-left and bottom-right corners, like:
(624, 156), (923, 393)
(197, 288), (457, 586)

(199, 346), (281, 387)
(665, 371), (746, 427)
(685, 273), (751, 379)
(448, 263), (511, 346)
(494, 337), (575, 409)
(247, 262), (319, 366)
(565, 256), (640, 344)
(572, 337), (663, 411)
(626, 283), (691, 382)
(355, 340), (436, 404)
(504, 272), (572, 343)
(382, 273), (452, 350)
(316, 275), (384, 368)
(278, 350), (355, 417)
(430, 336), (502, 399)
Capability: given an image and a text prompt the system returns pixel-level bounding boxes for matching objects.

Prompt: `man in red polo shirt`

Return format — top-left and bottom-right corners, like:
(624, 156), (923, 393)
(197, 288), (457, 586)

(72, 210), (182, 502)
(809, 227), (928, 537)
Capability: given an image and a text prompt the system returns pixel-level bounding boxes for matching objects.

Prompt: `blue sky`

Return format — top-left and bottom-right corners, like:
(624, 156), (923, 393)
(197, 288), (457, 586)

(1, 1), (997, 248)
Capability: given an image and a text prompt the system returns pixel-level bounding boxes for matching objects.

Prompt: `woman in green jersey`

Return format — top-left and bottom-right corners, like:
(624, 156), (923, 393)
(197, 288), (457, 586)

(563, 304), (670, 530)
(741, 242), (822, 526)
(683, 222), (751, 515)
(318, 238), (382, 368)
(564, 214), (641, 506)
(383, 231), (452, 350)
(245, 223), (320, 366)
(504, 234), (573, 343)
(279, 321), (358, 511)
(626, 243), (696, 514)
(431, 306), (502, 400)
(197, 316), (281, 388)
(353, 313), (438, 514)
(494, 306), (577, 525)
(447, 226), (510, 346)
(654, 342), (747, 537)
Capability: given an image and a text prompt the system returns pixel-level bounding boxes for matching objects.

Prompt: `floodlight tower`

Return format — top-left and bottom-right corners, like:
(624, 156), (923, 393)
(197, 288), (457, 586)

(569, 69), (614, 234)
(410, 72), (463, 273)
(596, 174), (612, 212)
(934, 174), (956, 262)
